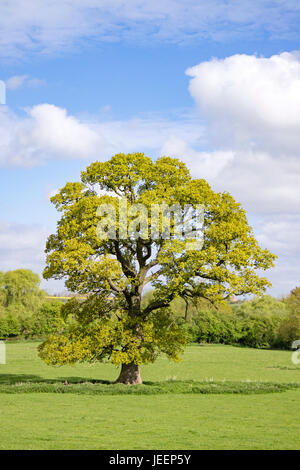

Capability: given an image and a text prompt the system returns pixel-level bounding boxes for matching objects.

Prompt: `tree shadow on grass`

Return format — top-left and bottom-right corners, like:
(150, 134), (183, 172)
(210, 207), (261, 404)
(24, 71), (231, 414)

(0, 373), (111, 385)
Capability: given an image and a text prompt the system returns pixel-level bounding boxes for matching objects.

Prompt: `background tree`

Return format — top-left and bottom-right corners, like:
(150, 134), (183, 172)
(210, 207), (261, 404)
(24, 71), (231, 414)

(233, 295), (288, 318)
(0, 269), (45, 317)
(38, 153), (276, 384)
(284, 286), (300, 315)
(279, 287), (300, 345)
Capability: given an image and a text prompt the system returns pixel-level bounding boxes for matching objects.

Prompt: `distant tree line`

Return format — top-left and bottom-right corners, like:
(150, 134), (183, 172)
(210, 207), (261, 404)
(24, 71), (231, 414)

(0, 269), (299, 350)
(143, 288), (300, 350)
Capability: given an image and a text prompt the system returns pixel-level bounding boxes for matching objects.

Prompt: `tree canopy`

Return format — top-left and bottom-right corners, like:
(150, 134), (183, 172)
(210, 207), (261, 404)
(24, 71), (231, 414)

(38, 153), (276, 384)
(233, 295), (288, 318)
(0, 269), (45, 317)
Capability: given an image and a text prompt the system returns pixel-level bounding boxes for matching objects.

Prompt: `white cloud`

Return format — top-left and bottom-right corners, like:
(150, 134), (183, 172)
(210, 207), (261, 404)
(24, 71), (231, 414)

(180, 52), (300, 214)
(161, 137), (234, 179)
(0, 104), (204, 167)
(97, 113), (204, 155)
(28, 104), (101, 159)
(0, 104), (102, 166)
(177, 51), (300, 295)
(213, 152), (300, 214)
(186, 52), (300, 156)
(0, 1), (300, 58)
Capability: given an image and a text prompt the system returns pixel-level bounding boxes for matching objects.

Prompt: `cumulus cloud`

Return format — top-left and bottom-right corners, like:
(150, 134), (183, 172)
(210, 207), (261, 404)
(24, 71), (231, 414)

(0, 104), (204, 167)
(0, 1), (300, 58)
(180, 52), (300, 214)
(186, 52), (300, 156)
(28, 105), (101, 159)
(178, 51), (300, 295)
(0, 104), (103, 166)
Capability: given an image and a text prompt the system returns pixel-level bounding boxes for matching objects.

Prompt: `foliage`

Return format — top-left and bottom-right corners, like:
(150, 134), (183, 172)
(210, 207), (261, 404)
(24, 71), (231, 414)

(184, 311), (241, 345)
(278, 287), (300, 346)
(22, 301), (66, 339)
(0, 301), (65, 340)
(0, 314), (21, 338)
(284, 286), (300, 315)
(233, 295), (288, 318)
(38, 304), (186, 366)
(39, 153), (275, 381)
(0, 269), (46, 319)
(238, 315), (283, 349)
(278, 314), (300, 346)
(0, 269), (57, 339)
(184, 300), (288, 349)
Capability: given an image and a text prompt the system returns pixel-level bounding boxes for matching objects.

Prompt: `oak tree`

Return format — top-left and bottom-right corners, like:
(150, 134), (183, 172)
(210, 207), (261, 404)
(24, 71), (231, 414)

(38, 153), (275, 384)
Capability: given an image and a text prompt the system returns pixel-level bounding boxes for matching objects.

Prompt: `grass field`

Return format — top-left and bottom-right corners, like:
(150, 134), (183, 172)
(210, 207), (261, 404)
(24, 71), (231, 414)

(0, 341), (300, 449)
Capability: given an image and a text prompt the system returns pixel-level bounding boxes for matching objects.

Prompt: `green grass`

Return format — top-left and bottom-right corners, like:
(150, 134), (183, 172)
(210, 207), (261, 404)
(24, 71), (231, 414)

(0, 341), (300, 449)
(1, 380), (299, 395)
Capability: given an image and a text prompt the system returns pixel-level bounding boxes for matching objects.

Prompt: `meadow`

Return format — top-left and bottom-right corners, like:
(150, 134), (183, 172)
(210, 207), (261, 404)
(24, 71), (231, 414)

(0, 341), (299, 449)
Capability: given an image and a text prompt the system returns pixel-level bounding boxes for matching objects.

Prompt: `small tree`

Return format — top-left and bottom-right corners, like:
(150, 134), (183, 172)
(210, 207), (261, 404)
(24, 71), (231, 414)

(38, 153), (275, 384)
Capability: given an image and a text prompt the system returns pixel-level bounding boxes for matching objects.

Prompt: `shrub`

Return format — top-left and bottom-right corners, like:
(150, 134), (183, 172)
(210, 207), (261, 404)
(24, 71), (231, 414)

(277, 313), (300, 348)
(238, 315), (282, 349)
(21, 301), (65, 338)
(0, 314), (21, 339)
(184, 307), (285, 349)
(185, 311), (242, 345)
(0, 301), (65, 339)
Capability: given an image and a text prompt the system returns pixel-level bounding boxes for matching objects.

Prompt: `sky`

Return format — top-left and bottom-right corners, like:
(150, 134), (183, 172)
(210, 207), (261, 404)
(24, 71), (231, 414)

(0, 0), (300, 296)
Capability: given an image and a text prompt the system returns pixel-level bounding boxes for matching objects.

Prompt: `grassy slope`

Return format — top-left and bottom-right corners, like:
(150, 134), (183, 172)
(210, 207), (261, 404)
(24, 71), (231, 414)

(0, 341), (299, 449)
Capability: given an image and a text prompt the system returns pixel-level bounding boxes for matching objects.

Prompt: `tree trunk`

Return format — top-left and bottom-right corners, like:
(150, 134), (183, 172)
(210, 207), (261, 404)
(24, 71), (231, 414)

(184, 298), (189, 321)
(115, 362), (142, 385)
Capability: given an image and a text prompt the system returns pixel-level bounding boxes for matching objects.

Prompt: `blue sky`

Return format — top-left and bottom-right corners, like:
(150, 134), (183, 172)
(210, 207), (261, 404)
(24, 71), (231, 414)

(0, 0), (300, 296)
